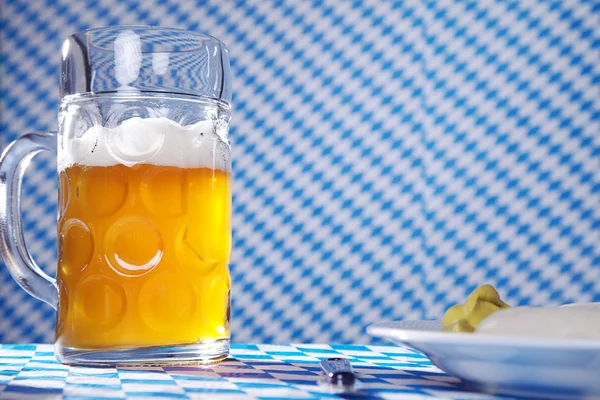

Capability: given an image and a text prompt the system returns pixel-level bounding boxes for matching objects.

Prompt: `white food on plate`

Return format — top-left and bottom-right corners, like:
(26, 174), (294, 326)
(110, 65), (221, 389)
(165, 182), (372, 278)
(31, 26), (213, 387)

(476, 305), (600, 340)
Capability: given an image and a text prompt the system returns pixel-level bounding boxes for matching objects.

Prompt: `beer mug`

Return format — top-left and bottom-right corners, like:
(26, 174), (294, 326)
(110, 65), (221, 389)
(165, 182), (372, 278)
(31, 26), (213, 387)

(0, 26), (232, 365)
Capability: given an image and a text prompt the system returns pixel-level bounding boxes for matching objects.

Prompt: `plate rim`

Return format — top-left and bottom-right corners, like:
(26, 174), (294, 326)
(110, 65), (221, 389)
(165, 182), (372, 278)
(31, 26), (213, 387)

(367, 320), (600, 350)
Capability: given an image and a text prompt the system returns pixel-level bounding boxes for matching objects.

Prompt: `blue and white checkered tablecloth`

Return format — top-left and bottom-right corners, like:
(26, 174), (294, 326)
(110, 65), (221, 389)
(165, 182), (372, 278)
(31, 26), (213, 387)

(0, 343), (511, 399)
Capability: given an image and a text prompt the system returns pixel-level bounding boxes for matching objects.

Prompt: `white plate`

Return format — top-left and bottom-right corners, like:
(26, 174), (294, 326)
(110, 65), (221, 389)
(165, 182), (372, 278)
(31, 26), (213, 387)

(367, 320), (600, 399)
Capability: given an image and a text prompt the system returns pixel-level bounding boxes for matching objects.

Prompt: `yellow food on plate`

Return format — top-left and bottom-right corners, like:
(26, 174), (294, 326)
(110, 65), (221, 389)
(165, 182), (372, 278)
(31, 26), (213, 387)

(442, 284), (510, 332)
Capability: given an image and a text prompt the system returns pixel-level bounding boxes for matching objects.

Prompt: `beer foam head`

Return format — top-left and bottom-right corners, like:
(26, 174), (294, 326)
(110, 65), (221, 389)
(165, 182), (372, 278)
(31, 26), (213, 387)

(59, 117), (230, 171)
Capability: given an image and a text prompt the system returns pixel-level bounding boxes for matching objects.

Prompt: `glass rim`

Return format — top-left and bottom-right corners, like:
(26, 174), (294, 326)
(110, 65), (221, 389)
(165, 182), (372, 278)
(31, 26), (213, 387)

(61, 25), (232, 103)
(72, 25), (228, 53)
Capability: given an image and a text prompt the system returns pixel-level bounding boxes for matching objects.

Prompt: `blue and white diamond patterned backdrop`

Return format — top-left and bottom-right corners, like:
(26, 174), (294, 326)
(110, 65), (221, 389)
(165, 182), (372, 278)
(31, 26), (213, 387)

(1, 0), (599, 344)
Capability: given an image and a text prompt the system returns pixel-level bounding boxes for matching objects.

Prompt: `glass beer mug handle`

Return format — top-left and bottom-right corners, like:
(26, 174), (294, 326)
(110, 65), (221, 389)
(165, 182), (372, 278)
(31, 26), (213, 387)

(0, 132), (58, 310)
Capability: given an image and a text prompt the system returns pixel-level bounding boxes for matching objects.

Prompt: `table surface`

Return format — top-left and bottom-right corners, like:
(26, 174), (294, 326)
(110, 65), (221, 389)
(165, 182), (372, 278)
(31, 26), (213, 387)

(0, 344), (511, 399)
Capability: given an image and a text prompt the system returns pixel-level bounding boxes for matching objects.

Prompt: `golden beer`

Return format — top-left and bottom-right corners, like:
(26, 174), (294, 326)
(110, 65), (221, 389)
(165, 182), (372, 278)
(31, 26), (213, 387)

(56, 163), (231, 350)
